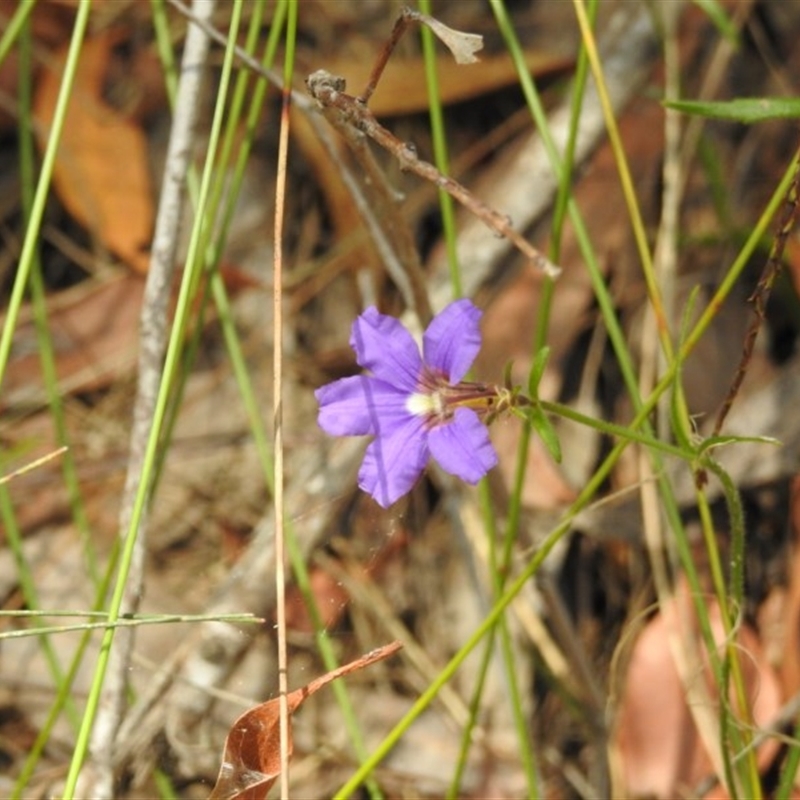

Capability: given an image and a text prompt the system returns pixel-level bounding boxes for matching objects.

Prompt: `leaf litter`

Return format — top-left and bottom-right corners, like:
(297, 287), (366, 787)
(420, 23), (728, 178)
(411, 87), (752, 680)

(3, 1), (800, 798)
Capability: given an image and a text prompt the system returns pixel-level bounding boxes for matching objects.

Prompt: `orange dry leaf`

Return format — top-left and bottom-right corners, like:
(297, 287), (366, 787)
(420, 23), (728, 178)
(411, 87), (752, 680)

(34, 31), (153, 273)
(612, 581), (782, 798)
(0, 272), (144, 411)
(311, 48), (572, 119)
(209, 641), (402, 800)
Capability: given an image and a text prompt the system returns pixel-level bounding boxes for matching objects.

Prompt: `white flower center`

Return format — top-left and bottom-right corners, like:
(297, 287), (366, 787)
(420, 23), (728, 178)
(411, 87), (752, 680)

(406, 391), (444, 418)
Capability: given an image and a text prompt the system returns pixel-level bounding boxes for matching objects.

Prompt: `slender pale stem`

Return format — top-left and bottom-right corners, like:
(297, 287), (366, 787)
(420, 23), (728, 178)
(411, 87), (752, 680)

(275, 4), (298, 797)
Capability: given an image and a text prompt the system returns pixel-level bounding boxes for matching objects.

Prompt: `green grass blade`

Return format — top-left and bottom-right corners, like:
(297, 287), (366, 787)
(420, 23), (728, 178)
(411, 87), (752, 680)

(665, 97), (800, 122)
(62, 1), (247, 793)
(417, 0), (461, 299)
(0, 0), (91, 395)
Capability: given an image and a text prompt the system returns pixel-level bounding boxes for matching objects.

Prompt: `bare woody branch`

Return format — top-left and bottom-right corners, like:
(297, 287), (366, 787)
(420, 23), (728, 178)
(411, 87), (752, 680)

(305, 69), (561, 280)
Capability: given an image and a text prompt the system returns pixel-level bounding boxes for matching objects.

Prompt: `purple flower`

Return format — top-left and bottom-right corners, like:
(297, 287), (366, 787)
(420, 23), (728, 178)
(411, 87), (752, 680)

(315, 299), (499, 508)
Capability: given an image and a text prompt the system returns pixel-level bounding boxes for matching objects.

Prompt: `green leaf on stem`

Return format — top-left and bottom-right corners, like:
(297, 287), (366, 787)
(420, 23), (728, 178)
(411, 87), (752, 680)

(531, 405), (561, 463)
(664, 97), (800, 123)
(697, 434), (781, 456)
(527, 346), (551, 397)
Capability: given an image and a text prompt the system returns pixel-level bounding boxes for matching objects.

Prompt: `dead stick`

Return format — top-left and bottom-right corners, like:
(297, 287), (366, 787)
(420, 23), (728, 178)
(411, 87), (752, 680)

(357, 8), (416, 106)
(170, 0), (559, 280)
(309, 73), (433, 325)
(168, 0), (433, 324)
(307, 70), (561, 279)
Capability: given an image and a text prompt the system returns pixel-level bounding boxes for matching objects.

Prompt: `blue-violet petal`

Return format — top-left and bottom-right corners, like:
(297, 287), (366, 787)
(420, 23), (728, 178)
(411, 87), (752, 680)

(359, 414), (429, 507)
(428, 407), (498, 484)
(316, 375), (411, 437)
(423, 299), (482, 384)
(350, 307), (422, 392)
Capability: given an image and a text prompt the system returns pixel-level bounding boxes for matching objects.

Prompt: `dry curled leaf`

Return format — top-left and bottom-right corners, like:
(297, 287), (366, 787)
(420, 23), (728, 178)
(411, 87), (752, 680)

(209, 641), (402, 800)
(416, 13), (483, 64)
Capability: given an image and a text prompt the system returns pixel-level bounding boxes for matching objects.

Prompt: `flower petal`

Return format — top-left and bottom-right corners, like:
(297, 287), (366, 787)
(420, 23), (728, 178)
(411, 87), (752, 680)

(351, 307), (422, 391)
(359, 415), (429, 507)
(316, 375), (410, 436)
(423, 299), (482, 383)
(428, 407), (497, 484)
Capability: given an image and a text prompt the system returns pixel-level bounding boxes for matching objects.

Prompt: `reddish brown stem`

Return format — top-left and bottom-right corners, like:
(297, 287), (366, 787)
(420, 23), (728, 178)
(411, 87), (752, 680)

(357, 7), (419, 106)
(713, 146), (800, 436)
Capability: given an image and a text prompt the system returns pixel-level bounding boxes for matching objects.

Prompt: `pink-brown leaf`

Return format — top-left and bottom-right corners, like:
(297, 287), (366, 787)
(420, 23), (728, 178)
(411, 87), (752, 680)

(209, 641), (402, 800)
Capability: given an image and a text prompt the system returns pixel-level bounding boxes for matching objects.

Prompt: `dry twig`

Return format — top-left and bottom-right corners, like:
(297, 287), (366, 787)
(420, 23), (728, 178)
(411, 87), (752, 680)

(305, 66), (561, 281)
(304, 4), (560, 307)
(305, 69), (433, 325)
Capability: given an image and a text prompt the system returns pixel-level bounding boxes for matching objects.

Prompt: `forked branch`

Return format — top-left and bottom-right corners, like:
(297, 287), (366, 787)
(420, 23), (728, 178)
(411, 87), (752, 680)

(306, 7), (561, 281)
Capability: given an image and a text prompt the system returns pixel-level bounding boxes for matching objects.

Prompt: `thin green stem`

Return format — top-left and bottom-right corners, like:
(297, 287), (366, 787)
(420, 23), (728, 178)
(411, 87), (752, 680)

(776, 717), (800, 800)
(155, 1), (383, 792)
(62, 2), (245, 793)
(446, 632), (496, 799)
(416, 0), (540, 790)
(1, 12), (94, 792)
(571, 0), (671, 361)
(0, 489), (78, 725)
(0, 612), (259, 640)
(16, 4), (96, 585)
(0, 0), (90, 394)
(706, 459), (760, 795)
(0, 0), (35, 66)
(417, 0), (460, 299)
(538, 399), (687, 461)
(12, 546), (120, 798)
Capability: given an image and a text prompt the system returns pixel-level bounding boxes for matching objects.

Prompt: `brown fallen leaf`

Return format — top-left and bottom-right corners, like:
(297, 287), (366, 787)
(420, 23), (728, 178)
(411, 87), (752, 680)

(612, 580), (782, 799)
(299, 47), (573, 119)
(282, 566), (351, 634)
(209, 640), (403, 800)
(0, 260), (261, 415)
(34, 30), (154, 273)
(0, 272), (144, 411)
